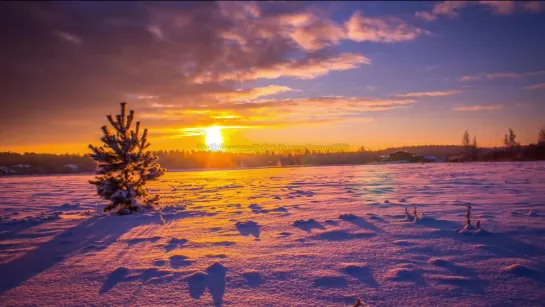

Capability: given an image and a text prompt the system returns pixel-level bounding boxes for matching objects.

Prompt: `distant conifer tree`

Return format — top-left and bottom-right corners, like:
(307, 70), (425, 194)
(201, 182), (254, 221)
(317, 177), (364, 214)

(462, 130), (471, 148)
(538, 127), (545, 145)
(88, 102), (165, 214)
(504, 128), (520, 150)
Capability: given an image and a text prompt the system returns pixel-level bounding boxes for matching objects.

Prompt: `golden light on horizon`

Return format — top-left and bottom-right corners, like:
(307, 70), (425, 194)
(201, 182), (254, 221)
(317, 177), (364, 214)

(205, 126), (223, 150)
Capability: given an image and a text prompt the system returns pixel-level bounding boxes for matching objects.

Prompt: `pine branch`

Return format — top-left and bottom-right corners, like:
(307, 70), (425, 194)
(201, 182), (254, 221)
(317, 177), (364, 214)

(107, 115), (119, 131)
(126, 110), (135, 130)
(120, 102), (127, 128)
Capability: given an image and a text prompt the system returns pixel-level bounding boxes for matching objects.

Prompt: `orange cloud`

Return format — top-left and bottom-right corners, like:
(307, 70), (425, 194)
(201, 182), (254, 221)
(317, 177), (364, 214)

(217, 5), (425, 53)
(136, 95), (415, 140)
(210, 85), (295, 101)
(416, 1), (469, 21)
(392, 90), (460, 98)
(453, 105), (503, 111)
(416, 1), (521, 21)
(345, 11), (428, 43)
(479, 1), (516, 15)
(290, 20), (346, 51)
(194, 53), (370, 83)
(218, 1), (260, 20)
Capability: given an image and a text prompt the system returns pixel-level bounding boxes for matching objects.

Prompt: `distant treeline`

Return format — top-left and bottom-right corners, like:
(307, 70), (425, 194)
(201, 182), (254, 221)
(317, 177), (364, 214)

(1, 143), (545, 176)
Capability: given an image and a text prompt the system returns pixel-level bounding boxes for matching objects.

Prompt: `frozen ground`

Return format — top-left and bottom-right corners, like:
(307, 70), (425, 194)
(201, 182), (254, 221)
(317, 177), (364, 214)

(1, 162), (545, 306)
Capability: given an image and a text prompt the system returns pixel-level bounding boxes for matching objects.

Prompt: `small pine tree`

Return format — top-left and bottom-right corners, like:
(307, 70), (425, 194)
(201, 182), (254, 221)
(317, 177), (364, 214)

(88, 102), (166, 214)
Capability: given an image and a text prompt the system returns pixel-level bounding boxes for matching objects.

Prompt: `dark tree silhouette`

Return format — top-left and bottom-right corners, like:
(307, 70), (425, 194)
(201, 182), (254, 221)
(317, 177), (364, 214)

(504, 128), (520, 151)
(539, 127), (545, 145)
(88, 102), (165, 214)
(471, 135), (478, 158)
(462, 130), (471, 148)
(461, 130), (477, 158)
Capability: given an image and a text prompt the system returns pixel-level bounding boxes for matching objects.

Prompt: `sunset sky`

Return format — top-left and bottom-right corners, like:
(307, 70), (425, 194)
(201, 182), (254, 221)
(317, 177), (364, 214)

(1, 1), (544, 154)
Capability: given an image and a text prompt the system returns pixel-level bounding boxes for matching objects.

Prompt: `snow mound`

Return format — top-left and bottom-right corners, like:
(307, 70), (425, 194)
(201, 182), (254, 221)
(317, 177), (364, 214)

(338, 263), (377, 286)
(59, 203), (82, 210)
(248, 203), (261, 210)
(242, 271), (262, 287)
(313, 275), (348, 288)
(434, 275), (475, 286)
(384, 263), (424, 283)
(292, 219), (324, 231)
(169, 255), (193, 268)
(339, 213), (358, 221)
(384, 267), (419, 281)
(457, 224), (490, 236)
(311, 230), (374, 241)
(235, 220), (260, 238)
(1, 211), (62, 225)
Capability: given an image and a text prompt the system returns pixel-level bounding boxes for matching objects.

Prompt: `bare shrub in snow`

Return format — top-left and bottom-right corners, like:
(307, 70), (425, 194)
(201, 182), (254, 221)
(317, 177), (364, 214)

(88, 102), (166, 214)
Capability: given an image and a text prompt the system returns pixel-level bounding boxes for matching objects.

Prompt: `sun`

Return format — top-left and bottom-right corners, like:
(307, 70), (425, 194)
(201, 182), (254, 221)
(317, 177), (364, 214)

(205, 126), (223, 151)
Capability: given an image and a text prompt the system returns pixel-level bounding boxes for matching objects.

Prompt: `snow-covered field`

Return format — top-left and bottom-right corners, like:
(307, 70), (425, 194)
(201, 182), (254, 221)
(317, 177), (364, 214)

(1, 162), (545, 306)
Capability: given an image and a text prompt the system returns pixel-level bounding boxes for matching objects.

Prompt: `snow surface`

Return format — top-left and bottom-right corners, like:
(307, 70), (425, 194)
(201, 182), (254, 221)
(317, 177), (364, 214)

(1, 162), (545, 306)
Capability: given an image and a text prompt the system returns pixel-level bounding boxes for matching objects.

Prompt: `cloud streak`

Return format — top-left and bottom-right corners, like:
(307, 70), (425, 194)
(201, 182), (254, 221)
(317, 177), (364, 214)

(415, 1), (469, 22)
(415, 1), (532, 21)
(459, 70), (545, 82)
(478, 1), (516, 15)
(345, 11), (428, 43)
(392, 90), (460, 98)
(453, 105), (503, 111)
(524, 82), (545, 90)
(135, 95), (415, 138)
(194, 53), (370, 83)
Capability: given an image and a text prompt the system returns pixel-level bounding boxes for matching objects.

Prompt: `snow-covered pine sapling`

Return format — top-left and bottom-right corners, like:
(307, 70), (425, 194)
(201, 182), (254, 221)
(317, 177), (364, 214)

(466, 205), (472, 226)
(88, 102), (166, 215)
